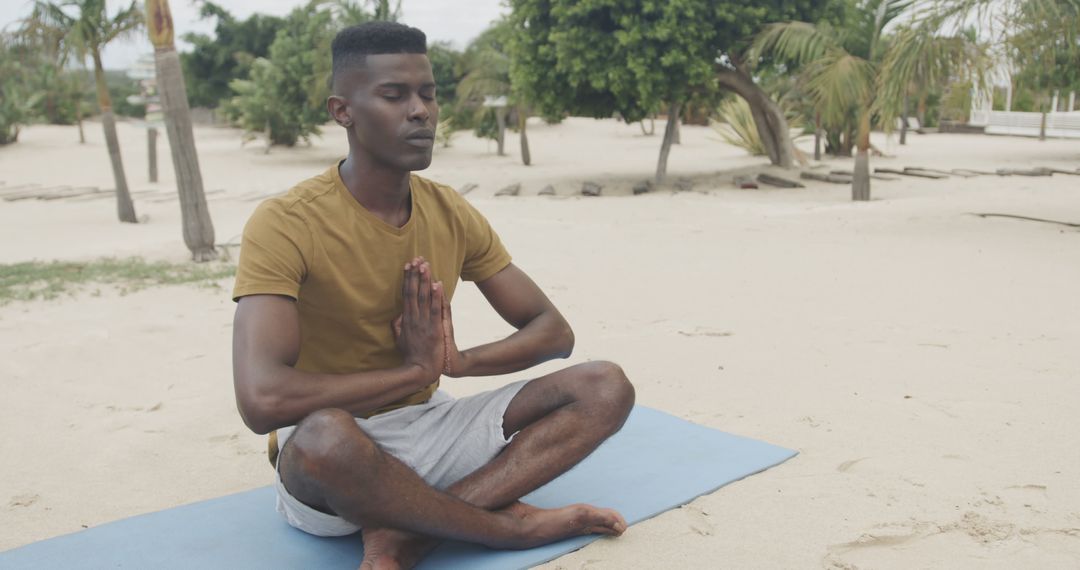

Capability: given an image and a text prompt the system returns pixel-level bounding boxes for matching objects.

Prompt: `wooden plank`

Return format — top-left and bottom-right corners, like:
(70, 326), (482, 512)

(875, 168), (944, 179)
(756, 173), (804, 188)
(3, 186), (73, 201)
(38, 187), (102, 200)
(902, 167), (949, 179)
(996, 168), (1052, 176)
(800, 171), (851, 184)
(905, 166), (953, 177)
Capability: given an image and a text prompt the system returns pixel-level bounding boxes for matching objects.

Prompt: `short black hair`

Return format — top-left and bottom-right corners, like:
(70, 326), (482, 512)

(331, 21), (427, 81)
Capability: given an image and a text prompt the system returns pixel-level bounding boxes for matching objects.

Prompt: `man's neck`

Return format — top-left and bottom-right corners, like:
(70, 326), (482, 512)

(339, 154), (412, 228)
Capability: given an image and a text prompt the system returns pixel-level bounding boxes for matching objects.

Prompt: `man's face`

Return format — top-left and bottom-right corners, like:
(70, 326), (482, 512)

(330, 53), (439, 171)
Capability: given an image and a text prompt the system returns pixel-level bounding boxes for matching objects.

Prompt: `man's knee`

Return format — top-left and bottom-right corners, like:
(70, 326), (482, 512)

(579, 360), (635, 421)
(284, 408), (374, 482)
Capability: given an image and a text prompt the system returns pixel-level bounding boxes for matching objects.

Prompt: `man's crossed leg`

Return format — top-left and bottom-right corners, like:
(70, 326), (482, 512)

(278, 360), (635, 569)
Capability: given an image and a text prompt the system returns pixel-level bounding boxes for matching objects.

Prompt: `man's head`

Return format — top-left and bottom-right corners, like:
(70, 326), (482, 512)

(328, 22), (438, 172)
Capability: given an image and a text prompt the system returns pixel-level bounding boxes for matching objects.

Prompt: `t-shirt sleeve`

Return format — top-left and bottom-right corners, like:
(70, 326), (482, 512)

(232, 200), (312, 301)
(459, 197), (512, 282)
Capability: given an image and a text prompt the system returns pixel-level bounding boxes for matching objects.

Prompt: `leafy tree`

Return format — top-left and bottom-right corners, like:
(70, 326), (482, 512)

(147, 0), (217, 261)
(509, 0), (723, 181)
(225, 2), (334, 147)
(179, 2), (285, 108)
(27, 0), (143, 223)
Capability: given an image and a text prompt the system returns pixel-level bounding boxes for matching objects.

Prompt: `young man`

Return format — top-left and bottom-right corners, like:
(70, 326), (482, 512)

(231, 21), (635, 569)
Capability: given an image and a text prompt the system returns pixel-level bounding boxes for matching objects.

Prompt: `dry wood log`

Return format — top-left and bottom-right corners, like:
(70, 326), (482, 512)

(495, 183), (521, 197)
(733, 175), (758, 189)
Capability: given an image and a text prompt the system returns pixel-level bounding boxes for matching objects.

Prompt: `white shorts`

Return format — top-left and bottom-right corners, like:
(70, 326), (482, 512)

(274, 380), (529, 537)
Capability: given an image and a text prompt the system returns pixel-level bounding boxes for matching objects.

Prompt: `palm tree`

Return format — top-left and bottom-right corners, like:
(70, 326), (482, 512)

(751, 0), (987, 201)
(456, 20), (532, 165)
(146, 0), (217, 261)
(29, 0), (143, 222)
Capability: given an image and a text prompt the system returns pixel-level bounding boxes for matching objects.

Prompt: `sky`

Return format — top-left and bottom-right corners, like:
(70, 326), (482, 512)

(0, 0), (508, 69)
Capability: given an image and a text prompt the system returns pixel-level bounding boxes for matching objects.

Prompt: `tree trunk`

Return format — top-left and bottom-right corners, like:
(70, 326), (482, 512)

(1039, 110), (1047, 140)
(916, 93), (927, 133)
(899, 96), (909, 145)
(77, 104), (86, 144)
(672, 109), (681, 144)
(148, 127), (158, 182)
(639, 117), (655, 136)
(148, 0), (218, 261)
(852, 109), (871, 202)
(656, 101), (682, 183)
(93, 50), (137, 223)
(495, 108), (506, 156)
(716, 66), (796, 168)
(814, 112), (822, 161)
(517, 105), (531, 166)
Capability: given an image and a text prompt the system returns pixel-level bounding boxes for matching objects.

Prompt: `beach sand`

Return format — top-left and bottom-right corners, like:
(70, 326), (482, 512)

(1, 117), (1078, 568)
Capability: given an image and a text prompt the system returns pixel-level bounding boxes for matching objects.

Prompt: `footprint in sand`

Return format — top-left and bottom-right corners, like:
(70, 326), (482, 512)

(836, 457), (869, 473)
(8, 493), (40, 508)
(823, 511), (1080, 569)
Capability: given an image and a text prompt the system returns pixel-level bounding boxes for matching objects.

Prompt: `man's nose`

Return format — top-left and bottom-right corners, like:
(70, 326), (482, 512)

(408, 95), (430, 122)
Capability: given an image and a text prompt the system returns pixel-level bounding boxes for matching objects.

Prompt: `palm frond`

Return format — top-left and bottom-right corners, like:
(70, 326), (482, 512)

(748, 21), (839, 68)
(803, 52), (877, 130)
(711, 97), (767, 156)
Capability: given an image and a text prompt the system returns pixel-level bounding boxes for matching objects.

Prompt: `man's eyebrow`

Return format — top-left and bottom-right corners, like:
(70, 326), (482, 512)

(374, 81), (437, 89)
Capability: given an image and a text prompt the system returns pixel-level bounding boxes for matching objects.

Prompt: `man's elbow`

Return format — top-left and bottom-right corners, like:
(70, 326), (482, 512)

(235, 380), (285, 435)
(552, 320), (575, 359)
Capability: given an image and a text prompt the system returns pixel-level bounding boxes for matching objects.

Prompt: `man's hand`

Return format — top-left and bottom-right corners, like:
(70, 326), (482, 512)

(441, 295), (468, 377)
(391, 257), (445, 384)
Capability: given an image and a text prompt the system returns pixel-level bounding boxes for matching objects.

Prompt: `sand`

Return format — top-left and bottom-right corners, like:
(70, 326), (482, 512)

(1, 116), (1079, 568)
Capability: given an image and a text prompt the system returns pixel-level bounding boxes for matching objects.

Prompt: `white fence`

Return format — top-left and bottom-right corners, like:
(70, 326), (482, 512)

(969, 110), (1080, 139)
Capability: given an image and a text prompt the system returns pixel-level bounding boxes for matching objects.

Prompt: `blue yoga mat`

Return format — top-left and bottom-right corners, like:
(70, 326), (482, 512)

(1, 406), (796, 569)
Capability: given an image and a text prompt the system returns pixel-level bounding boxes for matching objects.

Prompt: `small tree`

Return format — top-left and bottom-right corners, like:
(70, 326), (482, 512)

(29, 0), (143, 223)
(0, 34), (43, 145)
(225, 3), (333, 148)
(752, 0), (988, 201)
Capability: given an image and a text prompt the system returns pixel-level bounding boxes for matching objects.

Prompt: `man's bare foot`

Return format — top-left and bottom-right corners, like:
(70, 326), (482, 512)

(359, 527), (437, 570)
(494, 501), (628, 550)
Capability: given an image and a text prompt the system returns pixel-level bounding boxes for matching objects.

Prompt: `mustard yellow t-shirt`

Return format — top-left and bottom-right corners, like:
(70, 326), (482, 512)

(233, 164), (512, 419)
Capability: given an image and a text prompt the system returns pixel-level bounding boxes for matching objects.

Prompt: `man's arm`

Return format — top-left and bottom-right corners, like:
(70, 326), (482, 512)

(233, 261), (444, 434)
(444, 263), (574, 378)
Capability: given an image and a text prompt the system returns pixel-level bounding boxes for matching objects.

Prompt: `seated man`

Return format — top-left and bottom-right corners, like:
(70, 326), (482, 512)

(231, 21), (635, 569)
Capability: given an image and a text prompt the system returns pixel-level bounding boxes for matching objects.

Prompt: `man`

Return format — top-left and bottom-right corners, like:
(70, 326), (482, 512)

(231, 21), (635, 569)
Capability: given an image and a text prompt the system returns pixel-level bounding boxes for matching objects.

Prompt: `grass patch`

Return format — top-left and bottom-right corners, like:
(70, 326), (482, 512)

(0, 257), (237, 305)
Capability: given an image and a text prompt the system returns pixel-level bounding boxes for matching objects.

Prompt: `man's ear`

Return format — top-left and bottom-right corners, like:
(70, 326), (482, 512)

(327, 95), (352, 128)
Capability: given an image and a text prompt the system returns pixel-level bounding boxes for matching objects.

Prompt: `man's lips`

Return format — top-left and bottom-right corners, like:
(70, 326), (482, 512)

(405, 129), (435, 140)
(405, 130), (435, 148)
